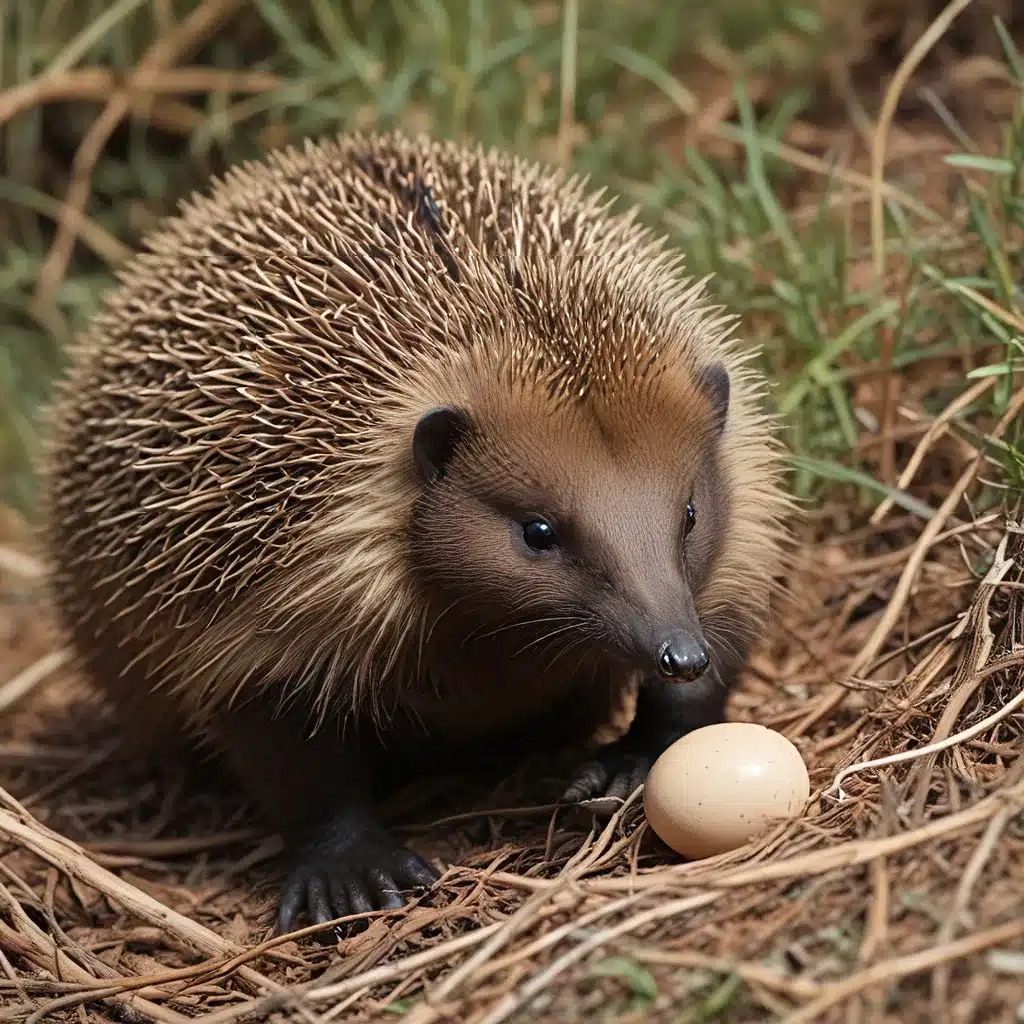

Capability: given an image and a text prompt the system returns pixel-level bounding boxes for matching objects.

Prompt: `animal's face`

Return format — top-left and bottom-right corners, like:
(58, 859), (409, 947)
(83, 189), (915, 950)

(407, 362), (732, 683)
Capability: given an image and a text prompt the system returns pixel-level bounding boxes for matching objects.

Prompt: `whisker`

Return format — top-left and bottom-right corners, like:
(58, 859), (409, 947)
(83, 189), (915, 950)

(702, 627), (743, 676)
(469, 613), (580, 645)
(537, 620), (605, 675)
(510, 619), (588, 659)
(541, 632), (595, 677)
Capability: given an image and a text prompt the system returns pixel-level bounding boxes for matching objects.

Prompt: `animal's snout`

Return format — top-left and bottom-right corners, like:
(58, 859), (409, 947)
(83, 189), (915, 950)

(656, 630), (710, 681)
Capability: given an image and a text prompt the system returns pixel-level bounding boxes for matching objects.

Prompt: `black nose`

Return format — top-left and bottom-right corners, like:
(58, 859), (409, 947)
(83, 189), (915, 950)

(657, 631), (710, 681)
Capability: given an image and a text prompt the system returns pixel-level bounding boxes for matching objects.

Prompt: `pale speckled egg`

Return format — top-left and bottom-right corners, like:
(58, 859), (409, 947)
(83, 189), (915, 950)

(643, 722), (809, 859)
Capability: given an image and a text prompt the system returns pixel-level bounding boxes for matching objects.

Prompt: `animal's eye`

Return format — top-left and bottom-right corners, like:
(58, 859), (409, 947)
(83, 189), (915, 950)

(684, 501), (697, 537)
(521, 519), (558, 552)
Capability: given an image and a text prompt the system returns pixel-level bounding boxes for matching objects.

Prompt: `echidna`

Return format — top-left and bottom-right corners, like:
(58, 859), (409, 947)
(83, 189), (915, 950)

(40, 131), (790, 933)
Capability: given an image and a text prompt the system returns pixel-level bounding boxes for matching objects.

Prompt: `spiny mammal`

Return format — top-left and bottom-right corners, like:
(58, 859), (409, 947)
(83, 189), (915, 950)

(40, 131), (790, 934)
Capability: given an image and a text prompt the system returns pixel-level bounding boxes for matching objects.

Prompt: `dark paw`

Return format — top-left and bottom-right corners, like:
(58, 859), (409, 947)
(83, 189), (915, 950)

(562, 742), (654, 805)
(277, 822), (439, 936)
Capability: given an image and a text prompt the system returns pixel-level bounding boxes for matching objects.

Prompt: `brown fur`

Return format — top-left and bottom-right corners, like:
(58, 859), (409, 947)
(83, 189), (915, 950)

(403, 364), (733, 743)
(39, 132), (791, 835)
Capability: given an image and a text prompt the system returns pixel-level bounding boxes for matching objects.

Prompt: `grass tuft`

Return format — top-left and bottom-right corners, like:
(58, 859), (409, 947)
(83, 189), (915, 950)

(5, 0), (826, 509)
(3, 3), (1021, 516)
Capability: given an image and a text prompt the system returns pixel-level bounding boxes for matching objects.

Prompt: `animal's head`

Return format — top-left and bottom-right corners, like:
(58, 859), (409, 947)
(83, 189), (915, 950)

(406, 358), (733, 683)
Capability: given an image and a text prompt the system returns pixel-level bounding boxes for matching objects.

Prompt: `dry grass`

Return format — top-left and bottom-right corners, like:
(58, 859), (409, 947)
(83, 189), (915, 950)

(3, 431), (1022, 1023)
(2, 0), (1024, 1021)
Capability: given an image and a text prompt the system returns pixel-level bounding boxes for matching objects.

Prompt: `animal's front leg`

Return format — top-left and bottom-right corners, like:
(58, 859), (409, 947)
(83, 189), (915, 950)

(562, 667), (732, 804)
(208, 694), (438, 935)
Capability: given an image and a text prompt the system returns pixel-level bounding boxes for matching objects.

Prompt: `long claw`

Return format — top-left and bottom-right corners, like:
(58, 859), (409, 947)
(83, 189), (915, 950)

(402, 855), (441, 889)
(564, 746), (653, 806)
(344, 883), (373, 917)
(277, 878), (306, 935)
(561, 760), (610, 803)
(367, 868), (404, 911)
(276, 820), (439, 935)
(307, 876), (334, 926)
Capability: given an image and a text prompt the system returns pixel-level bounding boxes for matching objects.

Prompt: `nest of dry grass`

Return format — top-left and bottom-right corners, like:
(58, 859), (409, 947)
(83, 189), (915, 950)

(2, 1), (1024, 1022)
(2, 408), (1023, 1024)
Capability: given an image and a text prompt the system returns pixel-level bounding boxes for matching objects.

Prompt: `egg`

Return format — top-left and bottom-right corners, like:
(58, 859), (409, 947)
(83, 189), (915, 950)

(643, 722), (809, 859)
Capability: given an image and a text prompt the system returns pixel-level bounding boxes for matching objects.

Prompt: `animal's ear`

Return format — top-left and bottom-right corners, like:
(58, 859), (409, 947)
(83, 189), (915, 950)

(698, 363), (730, 436)
(413, 406), (473, 485)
